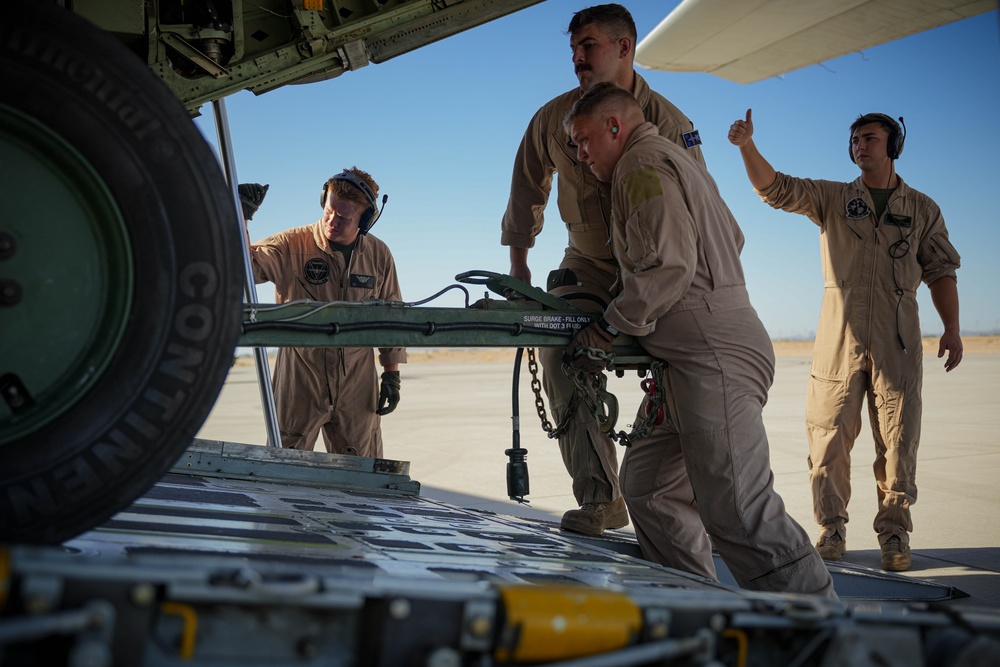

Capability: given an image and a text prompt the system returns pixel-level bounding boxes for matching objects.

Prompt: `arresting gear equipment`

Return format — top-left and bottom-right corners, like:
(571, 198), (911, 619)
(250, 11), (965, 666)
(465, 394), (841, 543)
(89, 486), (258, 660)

(239, 270), (657, 506)
(525, 346), (669, 448)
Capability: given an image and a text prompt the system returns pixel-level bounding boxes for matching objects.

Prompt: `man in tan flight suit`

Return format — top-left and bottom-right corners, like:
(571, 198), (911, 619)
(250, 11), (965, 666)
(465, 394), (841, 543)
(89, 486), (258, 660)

(246, 168), (406, 455)
(501, 3), (705, 536)
(728, 110), (962, 572)
(563, 83), (836, 597)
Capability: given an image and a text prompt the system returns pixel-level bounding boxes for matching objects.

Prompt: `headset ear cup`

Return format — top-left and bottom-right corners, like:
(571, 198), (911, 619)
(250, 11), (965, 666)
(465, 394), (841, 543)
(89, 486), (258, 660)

(320, 182), (327, 208)
(883, 114), (903, 160)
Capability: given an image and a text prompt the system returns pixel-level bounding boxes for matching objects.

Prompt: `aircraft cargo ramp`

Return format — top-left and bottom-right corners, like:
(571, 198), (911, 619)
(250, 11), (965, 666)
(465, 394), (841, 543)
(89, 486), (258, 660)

(2, 440), (999, 666)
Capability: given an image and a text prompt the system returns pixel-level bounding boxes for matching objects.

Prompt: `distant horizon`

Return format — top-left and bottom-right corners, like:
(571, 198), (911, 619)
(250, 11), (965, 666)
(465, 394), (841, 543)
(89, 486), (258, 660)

(233, 332), (999, 359)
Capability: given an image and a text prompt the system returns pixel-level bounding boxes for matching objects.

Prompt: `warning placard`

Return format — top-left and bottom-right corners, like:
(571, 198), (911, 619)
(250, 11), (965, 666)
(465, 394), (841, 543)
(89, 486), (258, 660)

(520, 314), (592, 331)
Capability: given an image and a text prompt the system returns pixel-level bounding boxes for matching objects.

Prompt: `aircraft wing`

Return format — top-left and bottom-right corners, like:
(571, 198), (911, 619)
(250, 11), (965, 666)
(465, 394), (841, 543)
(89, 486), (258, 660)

(634, 0), (996, 84)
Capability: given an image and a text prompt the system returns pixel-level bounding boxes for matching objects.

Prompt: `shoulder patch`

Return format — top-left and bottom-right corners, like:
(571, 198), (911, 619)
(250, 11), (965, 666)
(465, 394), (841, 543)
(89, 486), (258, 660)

(624, 166), (663, 209)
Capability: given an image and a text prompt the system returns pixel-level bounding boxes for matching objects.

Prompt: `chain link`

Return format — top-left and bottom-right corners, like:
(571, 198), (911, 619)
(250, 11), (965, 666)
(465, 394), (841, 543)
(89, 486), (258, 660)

(526, 348), (667, 448)
(527, 348), (554, 434)
(527, 347), (580, 439)
(565, 364), (619, 437)
(613, 360), (667, 447)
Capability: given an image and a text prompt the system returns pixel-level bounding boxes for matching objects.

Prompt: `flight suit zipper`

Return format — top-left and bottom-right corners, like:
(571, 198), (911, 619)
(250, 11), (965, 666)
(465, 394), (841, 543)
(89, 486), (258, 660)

(337, 244), (357, 378)
(864, 193), (880, 358)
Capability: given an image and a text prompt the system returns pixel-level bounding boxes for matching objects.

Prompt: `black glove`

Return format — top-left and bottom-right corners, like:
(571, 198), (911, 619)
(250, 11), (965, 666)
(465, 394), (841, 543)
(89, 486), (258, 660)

(564, 321), (615, 373)
(238, 183), (269, 221)
(376, 370), (401, 415)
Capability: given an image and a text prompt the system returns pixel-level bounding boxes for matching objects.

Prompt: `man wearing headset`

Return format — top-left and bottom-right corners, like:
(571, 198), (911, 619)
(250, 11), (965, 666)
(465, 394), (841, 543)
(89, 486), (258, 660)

(500, 4), (705, 536)
(728, 110), (963, 571)
(242, 168), (406, 455)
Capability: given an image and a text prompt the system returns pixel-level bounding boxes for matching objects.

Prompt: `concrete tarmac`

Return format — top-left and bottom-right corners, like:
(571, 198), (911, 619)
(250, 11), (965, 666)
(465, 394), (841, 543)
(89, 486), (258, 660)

(198, 346), (1000, 610)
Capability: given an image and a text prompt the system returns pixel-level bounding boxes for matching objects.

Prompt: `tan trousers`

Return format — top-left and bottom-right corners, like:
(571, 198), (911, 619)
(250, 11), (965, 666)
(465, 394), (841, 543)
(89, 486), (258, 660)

(540, 251), (622, 505)
(807, 356), (922, 547)
(624, 302), (835, 597)
(274, 348), (383, 457)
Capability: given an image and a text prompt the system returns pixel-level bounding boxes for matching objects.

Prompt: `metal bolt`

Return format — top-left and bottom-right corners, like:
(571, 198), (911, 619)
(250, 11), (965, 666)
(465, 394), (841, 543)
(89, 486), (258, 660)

(388, 598), (411, 620)
(2, 379), (27, 409)
(647, 620), (669, 640)
(24, 593), (53, 615)
(425, 647), (461, 667)
(130, 584), (156, 608)
(0, 232), (14, 260)
(467, 614), (492, 638)
(296, 637), (318, 659)
(0, 280), (22, 306)
(709, 613), (727, 632)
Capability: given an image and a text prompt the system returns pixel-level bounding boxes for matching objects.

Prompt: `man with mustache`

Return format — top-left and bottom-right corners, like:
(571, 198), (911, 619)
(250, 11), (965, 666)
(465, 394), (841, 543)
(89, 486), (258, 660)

(500, 4), (705, 536)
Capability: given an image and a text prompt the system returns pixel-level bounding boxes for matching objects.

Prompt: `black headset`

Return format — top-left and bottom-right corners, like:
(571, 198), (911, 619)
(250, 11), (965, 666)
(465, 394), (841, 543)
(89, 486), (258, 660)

(320, 171), (379, 234)
(849, 113), (905, 163)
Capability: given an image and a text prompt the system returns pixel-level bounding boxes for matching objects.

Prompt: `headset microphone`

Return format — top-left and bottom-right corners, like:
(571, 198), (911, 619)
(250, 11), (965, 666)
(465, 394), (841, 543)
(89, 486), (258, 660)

(895, 116), (906, 160)
(362, 194), (388, 236)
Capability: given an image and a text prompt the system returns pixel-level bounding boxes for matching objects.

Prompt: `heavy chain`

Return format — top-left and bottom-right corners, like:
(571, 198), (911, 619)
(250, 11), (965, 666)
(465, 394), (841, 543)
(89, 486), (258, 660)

(526, 348), (667, 447)
(566, 363), (619, 437)
(526, 348), (555, 434)
(527, 348), (582, 439)
(526, 346), (617, 440)
(613, 360), (667, 447)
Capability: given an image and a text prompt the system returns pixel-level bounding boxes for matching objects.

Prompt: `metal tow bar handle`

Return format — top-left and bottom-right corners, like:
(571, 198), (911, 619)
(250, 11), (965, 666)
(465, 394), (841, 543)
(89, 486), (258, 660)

(455, 270), (572, 311)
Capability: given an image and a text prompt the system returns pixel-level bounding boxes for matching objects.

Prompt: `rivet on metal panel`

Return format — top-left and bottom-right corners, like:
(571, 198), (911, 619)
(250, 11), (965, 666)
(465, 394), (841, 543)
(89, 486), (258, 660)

(389, 598), (411, 620)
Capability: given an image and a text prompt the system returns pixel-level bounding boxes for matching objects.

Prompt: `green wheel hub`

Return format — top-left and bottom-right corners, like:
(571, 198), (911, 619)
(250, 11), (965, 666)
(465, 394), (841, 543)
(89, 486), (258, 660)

(0, 104), (133, 444)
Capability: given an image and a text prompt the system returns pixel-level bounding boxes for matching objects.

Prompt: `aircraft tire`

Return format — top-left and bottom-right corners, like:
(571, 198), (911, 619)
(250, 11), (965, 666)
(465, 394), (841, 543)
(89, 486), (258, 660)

(0, 3), (243, 543)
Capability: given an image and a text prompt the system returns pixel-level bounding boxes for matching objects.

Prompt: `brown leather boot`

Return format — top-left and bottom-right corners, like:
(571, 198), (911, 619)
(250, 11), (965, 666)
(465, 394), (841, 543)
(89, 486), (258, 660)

(560, 497), (629, 536)
(881, 535), (912, 571)
(815, 531), (846, 561)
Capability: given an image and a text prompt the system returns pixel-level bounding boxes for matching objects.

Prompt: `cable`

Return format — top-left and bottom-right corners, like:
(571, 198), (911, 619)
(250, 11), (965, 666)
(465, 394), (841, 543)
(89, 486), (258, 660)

(883, 145), (913, 353)
(241, 319), (576, 339)
(242, 283), (473, 322)
(506, 348), (530, 503)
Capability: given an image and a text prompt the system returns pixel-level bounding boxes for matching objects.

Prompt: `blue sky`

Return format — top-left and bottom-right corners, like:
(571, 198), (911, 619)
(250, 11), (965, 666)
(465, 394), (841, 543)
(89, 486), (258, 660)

(196, 2), (1000, 340)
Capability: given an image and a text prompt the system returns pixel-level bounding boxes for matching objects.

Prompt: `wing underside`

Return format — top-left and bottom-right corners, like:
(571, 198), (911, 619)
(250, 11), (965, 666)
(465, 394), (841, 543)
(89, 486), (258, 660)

(635, 0), (996, 84)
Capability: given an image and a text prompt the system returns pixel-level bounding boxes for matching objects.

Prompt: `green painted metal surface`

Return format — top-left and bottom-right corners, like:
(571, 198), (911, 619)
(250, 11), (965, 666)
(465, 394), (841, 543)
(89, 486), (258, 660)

(0, 105), (132, 443)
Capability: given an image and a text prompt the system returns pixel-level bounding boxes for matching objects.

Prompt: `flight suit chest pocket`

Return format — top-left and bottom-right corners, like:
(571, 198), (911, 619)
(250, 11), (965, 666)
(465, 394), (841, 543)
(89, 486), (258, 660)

(349, 273), (377, 295)
(878, 216), (922, 289)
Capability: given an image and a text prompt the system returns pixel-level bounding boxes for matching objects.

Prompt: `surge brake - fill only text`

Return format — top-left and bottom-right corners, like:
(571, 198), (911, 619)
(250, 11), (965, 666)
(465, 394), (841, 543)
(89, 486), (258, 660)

(521, 315), (592, 331)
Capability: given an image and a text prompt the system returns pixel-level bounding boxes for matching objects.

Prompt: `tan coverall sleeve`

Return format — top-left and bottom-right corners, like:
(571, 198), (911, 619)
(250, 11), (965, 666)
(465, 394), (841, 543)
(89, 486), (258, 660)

(756, 172), (832, 227)
(248, 233), (290, 285)
(916, 204), (961, 286)
(604, 165), (698, 336)
(501, 107), (555, 249)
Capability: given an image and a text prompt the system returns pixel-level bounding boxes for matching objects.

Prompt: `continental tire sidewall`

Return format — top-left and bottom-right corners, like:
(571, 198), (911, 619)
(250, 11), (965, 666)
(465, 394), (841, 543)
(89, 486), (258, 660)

(0, 4), (243, 543)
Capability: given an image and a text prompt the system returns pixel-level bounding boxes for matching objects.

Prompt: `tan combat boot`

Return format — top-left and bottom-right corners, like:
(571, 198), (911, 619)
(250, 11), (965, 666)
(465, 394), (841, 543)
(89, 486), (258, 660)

(560, 497), (629, 536)
(815, 531), (846, 561)
(881, 535), (912, 571)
